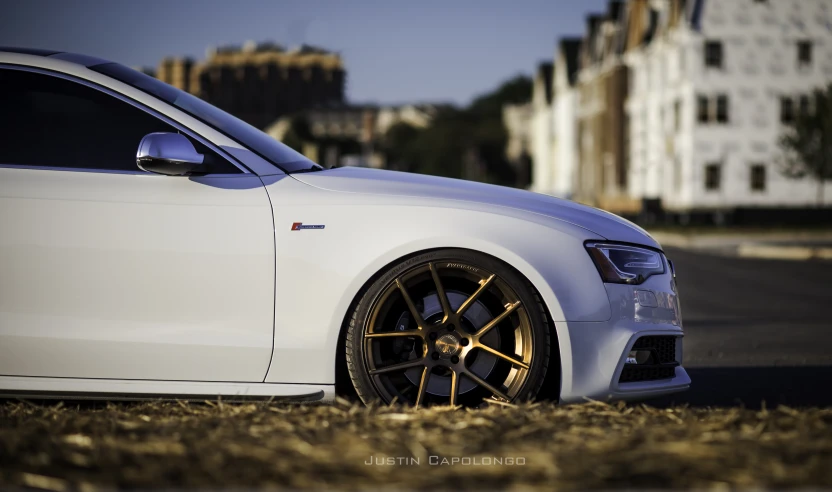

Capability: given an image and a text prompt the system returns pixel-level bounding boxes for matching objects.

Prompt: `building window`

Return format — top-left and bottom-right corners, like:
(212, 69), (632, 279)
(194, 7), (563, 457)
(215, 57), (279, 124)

(716, 95), (729, 123)
(797, 40), (812, 65)
(750, 164), (766, 191)
(705, 164), (721, 191)
(704, 41), (723, 68)
(696, 94), (729, 124)
(780, 97), (795, 123)
(697, 95), (710, 123)
(799, 94), (811, 116)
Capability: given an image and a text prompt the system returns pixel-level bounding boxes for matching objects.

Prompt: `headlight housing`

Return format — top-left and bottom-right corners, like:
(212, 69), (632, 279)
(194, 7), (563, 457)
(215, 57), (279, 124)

(585, 242), (666, 284)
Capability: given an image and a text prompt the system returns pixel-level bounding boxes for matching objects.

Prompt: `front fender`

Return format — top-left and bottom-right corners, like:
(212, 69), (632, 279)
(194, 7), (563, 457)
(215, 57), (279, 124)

(261, 177), (609, 385)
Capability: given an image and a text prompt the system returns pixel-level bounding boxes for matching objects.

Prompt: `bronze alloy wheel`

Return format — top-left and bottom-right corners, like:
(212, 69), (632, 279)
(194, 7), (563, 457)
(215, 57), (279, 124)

(345, 249), (551, 408)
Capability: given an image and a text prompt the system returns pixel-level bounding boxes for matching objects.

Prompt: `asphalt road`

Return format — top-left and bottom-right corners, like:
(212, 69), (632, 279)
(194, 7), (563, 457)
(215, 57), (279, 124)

(651, 247), (832, 408)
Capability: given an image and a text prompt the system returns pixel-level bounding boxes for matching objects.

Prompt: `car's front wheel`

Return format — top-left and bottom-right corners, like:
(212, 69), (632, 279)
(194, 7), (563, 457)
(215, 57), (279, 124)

(345, 249), (551, 408)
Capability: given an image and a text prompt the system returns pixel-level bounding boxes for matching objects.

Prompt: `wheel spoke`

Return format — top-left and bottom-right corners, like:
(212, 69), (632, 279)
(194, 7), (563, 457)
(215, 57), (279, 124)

(369, 358), (425, 376)
(456, 274), (496, 317)
(414, 366), (431, 408)
(367, 260), (534, 408)
(448, 370), (460, 407)
(395, 278), (425, 328)
(476, 343), (530, 370)
(428, 263), (452, 322)
(473, 301), (521, 339)
(463, 370), (510, 401)
(365, 330), (422, 339)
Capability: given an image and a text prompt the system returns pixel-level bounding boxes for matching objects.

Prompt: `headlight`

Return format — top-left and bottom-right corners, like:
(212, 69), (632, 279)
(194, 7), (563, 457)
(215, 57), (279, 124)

(585, 242), (666, 284)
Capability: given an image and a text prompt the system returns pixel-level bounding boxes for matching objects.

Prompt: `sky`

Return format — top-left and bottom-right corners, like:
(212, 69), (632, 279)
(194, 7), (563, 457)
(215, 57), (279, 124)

(0, 0), (609, 106)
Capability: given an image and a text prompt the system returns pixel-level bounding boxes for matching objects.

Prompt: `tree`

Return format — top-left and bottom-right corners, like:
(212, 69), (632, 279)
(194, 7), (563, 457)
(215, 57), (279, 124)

(381, 122), (422, 172)
(280, 116), (313, 153)
(778, 84), (832, 206)
(380, 76), (532, 186)
(468, 75), (533, 117)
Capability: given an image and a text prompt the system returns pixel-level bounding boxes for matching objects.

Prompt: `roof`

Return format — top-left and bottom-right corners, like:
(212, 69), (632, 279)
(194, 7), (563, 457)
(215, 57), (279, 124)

(0, 47), (112, 68)
(0, 46), (61, 56)
(644, 8), (659, 45)
(585, 15), (604, 64)
(687, 0), (704, 31)
(581, 0), (629, 66)
(559, 38), (582, 86)
(608, 0), (624, 21)
(536, 62), (554, 105)
(609, 1), (627, 56)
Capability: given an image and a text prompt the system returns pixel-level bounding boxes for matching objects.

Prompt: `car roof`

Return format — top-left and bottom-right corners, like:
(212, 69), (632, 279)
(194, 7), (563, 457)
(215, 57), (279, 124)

(0, 47), (111, 67)
(0, 46), (62, 57)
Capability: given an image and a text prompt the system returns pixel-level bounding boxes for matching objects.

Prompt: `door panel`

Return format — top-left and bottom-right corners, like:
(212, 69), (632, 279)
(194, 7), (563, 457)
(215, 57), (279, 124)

(0, 168), (277, 381)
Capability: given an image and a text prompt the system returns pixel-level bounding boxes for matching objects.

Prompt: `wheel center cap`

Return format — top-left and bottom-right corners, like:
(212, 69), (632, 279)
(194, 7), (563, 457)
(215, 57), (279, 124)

(435, 333), (461, 358)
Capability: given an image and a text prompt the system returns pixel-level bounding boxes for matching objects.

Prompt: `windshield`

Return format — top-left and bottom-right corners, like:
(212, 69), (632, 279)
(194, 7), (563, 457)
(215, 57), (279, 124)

(89, 62), (321, 174)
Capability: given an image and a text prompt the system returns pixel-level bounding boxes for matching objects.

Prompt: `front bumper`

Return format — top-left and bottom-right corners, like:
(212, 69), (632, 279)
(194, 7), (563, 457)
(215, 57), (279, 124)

(558, 267), (690, 403)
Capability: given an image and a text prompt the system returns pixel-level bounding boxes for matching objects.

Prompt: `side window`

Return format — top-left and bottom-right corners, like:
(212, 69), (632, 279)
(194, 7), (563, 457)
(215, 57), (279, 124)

(0, 69), (239, 174)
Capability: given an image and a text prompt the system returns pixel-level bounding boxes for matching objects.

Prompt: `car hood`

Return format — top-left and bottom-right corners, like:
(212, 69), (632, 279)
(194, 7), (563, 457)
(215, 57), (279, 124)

(291, 167), (659, 249)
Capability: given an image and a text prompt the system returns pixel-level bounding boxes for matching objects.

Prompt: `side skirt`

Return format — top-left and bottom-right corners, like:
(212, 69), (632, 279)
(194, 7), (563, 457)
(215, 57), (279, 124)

(0, 376), (333, 402)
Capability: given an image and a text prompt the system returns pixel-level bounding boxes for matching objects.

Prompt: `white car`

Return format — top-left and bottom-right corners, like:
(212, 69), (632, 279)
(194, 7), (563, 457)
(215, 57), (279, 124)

(0, 48), (689, 407)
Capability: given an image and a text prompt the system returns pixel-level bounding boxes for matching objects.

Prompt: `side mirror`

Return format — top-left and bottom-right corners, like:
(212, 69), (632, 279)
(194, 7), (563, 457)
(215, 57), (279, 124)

(136, 132), (204, 176)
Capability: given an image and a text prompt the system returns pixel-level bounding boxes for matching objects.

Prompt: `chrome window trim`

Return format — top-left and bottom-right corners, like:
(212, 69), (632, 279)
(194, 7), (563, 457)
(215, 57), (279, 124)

(0, 164), (246, 178)
(0, 63), (252, 176)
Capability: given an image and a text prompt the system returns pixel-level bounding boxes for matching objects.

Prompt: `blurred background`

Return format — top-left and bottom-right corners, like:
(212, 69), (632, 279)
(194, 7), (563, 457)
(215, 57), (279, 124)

(3, 0), (832, 229)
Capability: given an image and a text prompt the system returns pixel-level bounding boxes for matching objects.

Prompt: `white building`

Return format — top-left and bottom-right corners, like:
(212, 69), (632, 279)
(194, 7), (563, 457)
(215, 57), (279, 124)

(529, 62), (555, 194)
(503, 103), (532, 164)
(551, 39), (582, 198)
(375, 104), (443, 135)
(624, 0), (832, 219)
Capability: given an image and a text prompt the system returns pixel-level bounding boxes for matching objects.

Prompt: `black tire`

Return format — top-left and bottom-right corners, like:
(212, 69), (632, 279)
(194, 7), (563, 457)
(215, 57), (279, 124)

(345, 248), (551, 407)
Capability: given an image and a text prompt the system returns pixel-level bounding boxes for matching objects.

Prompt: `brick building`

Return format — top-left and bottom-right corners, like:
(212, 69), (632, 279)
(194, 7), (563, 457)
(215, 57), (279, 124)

(156, 41), (345, 129)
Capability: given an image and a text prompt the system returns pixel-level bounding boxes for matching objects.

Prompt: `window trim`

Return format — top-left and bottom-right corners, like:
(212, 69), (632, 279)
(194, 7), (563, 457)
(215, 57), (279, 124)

(0, 163), (244, 178)
(0, 64), (252, 176)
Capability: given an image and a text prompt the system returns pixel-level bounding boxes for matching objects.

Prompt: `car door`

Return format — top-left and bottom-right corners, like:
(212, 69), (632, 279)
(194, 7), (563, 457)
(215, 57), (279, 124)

(0, 67), (275, 382)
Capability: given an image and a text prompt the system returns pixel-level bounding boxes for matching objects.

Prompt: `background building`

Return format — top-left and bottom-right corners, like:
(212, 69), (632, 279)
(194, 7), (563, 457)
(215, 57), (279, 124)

(156, 41), (345, 130)
(624, 0), (832, 223)
(518, 0), (832, 223)
(551, 38), (582, 198)
(529, 62), (554, 194)
(575, 2), (633, 212)
(375, 104), (442, 136)
(265, 103), (444, 169)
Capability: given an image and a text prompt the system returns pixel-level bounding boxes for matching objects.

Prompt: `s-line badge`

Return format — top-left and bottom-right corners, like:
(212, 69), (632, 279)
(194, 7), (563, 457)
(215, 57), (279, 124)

(291, 222), (325, 231)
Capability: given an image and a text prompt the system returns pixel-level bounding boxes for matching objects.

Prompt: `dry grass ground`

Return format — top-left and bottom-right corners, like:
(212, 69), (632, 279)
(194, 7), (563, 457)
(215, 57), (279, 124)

(1, 399), (831, 490)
